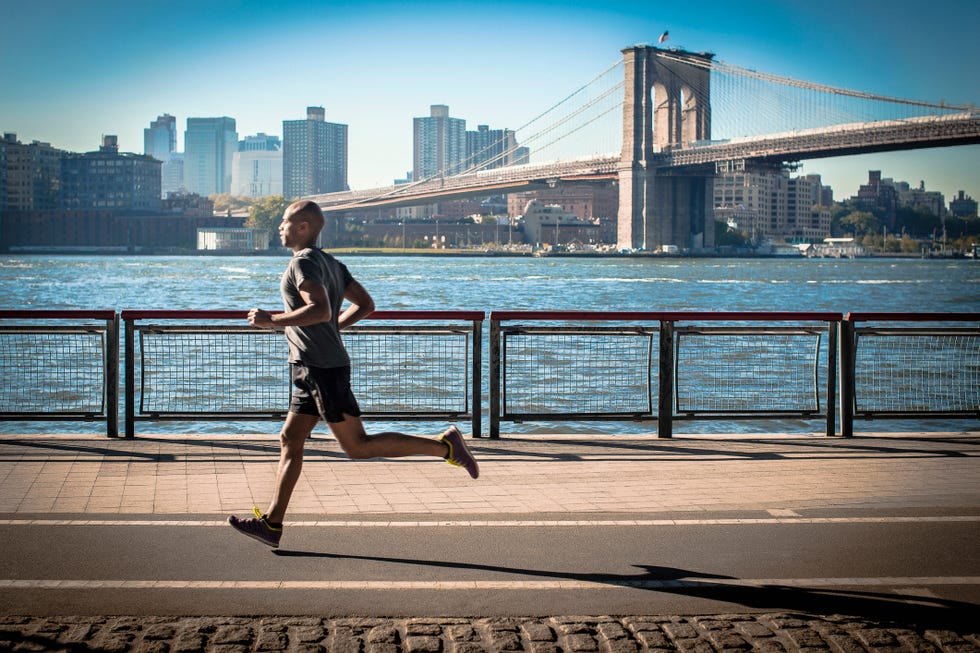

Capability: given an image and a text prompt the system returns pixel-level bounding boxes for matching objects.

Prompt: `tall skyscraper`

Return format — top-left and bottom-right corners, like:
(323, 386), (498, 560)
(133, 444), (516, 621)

(184, 117), (237, 196)
(232, 133), (283, 198)
(239, 133), (281, 152)
(162, 153), (184, 198)
(413, 105), (465, 180)
(144, 114), (176, 161)
(144, 114), (181, 198)
(465, 124), (527, 171)
(282, 107), (348, 199)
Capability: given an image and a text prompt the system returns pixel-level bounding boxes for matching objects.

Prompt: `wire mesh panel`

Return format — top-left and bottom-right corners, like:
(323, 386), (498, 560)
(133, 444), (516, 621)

(0, 327), (106, 415)
(138, 327), (288, 414)
(502, 328), (655, 417)
(675, 328), (823, 415)
(854, 330), (980, 415)
(346, 328), (470, 415)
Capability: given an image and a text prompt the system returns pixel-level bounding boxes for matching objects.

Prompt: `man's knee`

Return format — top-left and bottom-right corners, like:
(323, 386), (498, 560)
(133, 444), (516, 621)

(328, 415), (373, 460)
(279, 415), (315, 455)
(340, 434), (375, 460)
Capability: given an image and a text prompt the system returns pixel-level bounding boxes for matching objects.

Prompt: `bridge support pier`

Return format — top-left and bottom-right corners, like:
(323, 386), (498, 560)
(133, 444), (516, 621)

(617, 45), (715, 252)
(618, 169), (714, 251)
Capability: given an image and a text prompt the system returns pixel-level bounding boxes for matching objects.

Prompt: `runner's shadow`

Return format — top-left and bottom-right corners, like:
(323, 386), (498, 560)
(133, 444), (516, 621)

(273, 549), (976, 628)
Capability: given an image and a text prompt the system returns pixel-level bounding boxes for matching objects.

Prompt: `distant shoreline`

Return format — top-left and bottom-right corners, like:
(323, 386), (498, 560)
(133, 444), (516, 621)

(0, 248), (966, 260)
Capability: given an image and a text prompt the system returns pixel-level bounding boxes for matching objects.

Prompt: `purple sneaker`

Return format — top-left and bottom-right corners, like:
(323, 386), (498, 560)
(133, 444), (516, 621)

(228, 507), (282, 548)
(440, 426), (479, 479)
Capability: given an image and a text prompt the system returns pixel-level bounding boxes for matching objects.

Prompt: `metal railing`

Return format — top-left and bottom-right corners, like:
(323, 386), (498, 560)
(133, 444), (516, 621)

(840, 312), (980, 436)
(489, 311), (841, 438)
(1, 309), (976, 440)
(121, 310), (483, 438)
(0, 310), (119, 437)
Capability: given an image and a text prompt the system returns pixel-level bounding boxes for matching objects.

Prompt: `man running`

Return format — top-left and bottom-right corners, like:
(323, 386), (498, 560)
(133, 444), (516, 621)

(229, 200), (478, 547)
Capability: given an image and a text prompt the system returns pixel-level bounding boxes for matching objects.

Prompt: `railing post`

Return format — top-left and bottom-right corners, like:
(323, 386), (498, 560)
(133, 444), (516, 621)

(825, 319), (838, 437)
(471, 317), (483, 438)
(488, 316), (501, 439)
(124, 315), (136, 438)
(105, 312), (120, 438)
(839, 318), (855, 438)
(657, 320), (674, 439)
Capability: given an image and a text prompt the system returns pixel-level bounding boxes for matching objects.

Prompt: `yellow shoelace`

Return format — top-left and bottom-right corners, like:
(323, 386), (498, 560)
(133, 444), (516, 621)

(252, 506), (282, 531)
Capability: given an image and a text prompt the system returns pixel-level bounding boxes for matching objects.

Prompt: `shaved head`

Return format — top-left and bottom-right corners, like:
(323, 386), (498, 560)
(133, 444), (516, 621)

(285, 200), (325, 236)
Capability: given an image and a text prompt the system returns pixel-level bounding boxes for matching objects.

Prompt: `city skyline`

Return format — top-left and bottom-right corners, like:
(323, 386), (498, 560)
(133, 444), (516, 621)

(3, 0), (978, 201)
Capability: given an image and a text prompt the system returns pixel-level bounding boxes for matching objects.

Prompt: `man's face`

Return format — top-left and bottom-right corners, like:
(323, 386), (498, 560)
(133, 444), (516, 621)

(278, 212), (305, 248)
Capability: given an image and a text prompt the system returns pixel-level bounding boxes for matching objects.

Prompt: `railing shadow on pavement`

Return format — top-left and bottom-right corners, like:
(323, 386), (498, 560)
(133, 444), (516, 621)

(271, 551), (978, 630)
(2, 432), (974, 468)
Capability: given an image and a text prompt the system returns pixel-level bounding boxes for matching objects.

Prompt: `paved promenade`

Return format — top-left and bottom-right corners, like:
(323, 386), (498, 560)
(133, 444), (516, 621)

(0, 430), (977, 652)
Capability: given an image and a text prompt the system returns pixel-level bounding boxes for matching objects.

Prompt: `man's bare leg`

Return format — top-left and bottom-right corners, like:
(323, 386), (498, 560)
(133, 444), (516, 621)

(327, 413), (448, 460)
(265, 411), (319, 525)
(328, 413), (479, 479)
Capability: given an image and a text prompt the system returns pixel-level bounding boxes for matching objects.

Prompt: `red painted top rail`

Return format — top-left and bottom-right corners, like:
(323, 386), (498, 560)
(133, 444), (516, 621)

(490, 310), (842, 322)
(0, 310), (117, 320)
(845, 312), (980, 322)
(121, 310), (484, 321)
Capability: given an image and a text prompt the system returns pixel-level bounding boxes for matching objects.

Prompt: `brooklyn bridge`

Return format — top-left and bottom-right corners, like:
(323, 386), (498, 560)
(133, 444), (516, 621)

(307, 45), (980, 251)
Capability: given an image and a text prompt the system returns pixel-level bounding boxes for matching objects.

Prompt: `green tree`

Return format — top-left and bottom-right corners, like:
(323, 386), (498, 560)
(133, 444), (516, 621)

(246, 195), (288, 241)
(210, 193), (253, 215)
(829, 202), (853, 236)
(900, 234), (920, 253)
(714, 220), (749, 247)
(840, 211), (882, 237)
(945, 215), (980, 239)
(896, 206), (941, 237)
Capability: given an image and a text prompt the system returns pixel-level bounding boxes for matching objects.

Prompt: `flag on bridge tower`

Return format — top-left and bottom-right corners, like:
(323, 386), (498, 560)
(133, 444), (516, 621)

(658, 30), (669, 44)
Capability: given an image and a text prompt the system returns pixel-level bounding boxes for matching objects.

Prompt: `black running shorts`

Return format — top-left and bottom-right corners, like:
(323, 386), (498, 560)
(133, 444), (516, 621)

(289, 363), (362, 423)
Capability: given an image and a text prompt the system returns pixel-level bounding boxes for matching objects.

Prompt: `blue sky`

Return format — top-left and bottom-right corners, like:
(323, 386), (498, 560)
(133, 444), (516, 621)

(3, 0), (978, 201)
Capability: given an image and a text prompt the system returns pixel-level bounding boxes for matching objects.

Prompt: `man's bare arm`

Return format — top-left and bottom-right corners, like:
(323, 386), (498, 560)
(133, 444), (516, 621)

(338, 280), (375, 330)
(248, 280), (331, 328)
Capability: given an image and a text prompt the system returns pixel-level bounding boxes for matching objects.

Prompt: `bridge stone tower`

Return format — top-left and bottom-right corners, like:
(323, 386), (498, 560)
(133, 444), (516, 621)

(618, 45), (715, 252)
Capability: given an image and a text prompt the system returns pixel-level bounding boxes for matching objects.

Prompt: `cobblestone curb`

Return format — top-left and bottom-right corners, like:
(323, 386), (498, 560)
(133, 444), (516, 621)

(0, 613), (977, 652)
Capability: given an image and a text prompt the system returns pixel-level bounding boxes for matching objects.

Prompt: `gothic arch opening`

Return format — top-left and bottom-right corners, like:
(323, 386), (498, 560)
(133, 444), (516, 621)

(652, 81), (671, 153)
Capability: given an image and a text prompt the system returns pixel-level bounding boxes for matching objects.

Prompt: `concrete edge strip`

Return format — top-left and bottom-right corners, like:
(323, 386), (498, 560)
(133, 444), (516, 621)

(0, 577), (977, 591)
(1, 516), (979, 527)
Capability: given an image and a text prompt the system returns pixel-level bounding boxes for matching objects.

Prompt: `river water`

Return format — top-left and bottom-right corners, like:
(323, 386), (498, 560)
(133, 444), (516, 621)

(1, 254), (977, 436)
(2, 254), (978, 314)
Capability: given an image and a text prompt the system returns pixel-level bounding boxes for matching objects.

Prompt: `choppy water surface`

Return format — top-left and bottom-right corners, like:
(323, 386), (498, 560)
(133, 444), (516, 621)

(2, 254), (978, 313)
(1, 255), (977, 435)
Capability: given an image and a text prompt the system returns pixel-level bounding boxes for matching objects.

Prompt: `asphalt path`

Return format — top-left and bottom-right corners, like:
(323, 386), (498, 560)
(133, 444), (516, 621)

(1, 510), (978, 627)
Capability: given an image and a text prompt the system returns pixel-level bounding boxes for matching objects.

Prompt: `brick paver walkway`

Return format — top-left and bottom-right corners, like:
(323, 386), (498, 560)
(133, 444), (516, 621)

(0, 432), (977, 517)
(0, 431), (977, 651)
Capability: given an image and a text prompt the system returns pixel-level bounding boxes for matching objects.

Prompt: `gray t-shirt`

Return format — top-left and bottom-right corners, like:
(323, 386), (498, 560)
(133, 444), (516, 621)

(280, 248), (355, 369)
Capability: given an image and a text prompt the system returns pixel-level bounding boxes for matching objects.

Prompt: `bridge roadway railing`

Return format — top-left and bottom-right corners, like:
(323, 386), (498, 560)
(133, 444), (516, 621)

(0, 310), (120, 437)
(310, 155), (620, 208)
(839, 312), (980, 437)
(489, 311), (842, 438)
(668, 112), (980, 168)
(120, 310), (484, 438)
